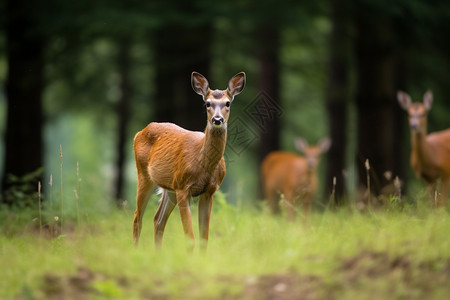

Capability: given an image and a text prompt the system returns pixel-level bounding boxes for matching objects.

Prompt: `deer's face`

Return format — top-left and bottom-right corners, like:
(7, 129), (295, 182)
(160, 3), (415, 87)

(397, 90), (432, 134)
(204, 90), (232, 131)
(191, 72), (246, 132)
(303, 146), (323, 170)
(295, 137), (331, 171)
(407, 103), (428, 133)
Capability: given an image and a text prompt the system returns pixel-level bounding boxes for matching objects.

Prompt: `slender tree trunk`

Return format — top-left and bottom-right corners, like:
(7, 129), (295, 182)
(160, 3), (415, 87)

(114, 39), (132, 206)
(354, 7), (401, 198)
(392, 54), (407, 193)
(254, 25), (281, 199)
(325, 0), (352, 204)
(256, 25), (281, 184)
(2, 0), (44, 203)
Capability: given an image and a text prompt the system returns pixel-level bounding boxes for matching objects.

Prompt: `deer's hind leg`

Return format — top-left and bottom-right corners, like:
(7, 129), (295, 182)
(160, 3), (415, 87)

(133, 173), (153, 247)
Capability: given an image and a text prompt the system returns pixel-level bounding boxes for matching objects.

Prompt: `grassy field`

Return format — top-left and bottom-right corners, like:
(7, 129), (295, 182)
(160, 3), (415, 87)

(1, 193), (450, 299)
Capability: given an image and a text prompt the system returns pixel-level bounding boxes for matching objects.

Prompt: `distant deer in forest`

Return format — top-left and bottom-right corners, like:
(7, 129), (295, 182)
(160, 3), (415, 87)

(261, 137), (331, 221)
(132, 72), (246, 251)
(398, 90), (450, 207)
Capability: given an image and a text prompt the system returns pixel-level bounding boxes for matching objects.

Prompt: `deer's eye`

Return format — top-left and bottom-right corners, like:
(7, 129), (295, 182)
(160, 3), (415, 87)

(206, 101), (211, 108)
(225, 101), (231, 107)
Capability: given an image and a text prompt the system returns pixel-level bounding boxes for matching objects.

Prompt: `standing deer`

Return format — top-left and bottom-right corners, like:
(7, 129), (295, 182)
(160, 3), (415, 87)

(398, 90), (450, 207)
(133, 72), (245, 250)
(261, 137), (331, 221)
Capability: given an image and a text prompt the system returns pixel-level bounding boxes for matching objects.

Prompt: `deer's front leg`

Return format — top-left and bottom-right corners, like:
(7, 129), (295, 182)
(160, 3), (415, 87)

(428, 182), (439, 207)
(439, 179), (448, 208)
(198, 192), (214, 252)
(176, 190), (195, 248)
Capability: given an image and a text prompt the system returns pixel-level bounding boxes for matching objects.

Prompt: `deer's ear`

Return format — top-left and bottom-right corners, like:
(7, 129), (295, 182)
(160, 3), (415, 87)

(192, 72), (209, 99)
(295, 137), (308, 153)
(397, 91), (412, 110)
(227, 72), (246, 100)
(423, 90), (433, 110)
(319, 137), (331, 153)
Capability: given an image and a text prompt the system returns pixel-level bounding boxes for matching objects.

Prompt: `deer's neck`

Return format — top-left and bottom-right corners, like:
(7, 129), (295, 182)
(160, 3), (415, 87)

(200, 125), (227, 172)
(411, 129), (432, 168)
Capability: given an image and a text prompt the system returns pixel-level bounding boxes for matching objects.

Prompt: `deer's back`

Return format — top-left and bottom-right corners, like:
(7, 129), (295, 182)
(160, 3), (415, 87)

(261, 151), (311, 194)
(427, 128), (450, 177)
(134, 122), (205, 188)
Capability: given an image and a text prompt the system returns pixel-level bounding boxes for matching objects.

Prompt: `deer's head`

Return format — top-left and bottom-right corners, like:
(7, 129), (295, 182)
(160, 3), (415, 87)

(398, 90), (433, 134)
(295, 137), (331, 170)
(191, 72), (246, 132)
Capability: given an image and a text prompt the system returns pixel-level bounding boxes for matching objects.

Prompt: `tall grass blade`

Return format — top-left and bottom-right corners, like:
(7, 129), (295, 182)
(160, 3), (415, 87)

(365, 159), (371, 205)
(75, 161), (81, 226)
(38, 181), (42, 238)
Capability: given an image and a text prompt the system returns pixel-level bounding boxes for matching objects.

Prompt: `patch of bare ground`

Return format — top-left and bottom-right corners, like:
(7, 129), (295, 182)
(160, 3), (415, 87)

(42, 267), (128, 299)
(335, 250), (450, 299)
(241, 273), (331, 300)
(39, 251), (450, 299)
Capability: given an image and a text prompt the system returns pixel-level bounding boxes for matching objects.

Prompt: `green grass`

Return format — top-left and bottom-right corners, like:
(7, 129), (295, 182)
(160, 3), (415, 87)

(1, 196), (450, 299)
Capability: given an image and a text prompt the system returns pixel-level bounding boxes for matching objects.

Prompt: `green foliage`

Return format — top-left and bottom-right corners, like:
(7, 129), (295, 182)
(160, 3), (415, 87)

(3, 0), (450, 207)
(92, 279), (124, 297)
(1, 168), (43, 208)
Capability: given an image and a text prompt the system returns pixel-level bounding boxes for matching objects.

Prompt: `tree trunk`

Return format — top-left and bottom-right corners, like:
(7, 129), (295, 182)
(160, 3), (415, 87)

(2, 0), (44, 204)
(325, 0), (352, 204)
(392, 54), (407, 193)
(254, 26), (281, 169)
(114, 39), (132, 206)
(354, 7), (403, 199)
(255, 25), (282, 198)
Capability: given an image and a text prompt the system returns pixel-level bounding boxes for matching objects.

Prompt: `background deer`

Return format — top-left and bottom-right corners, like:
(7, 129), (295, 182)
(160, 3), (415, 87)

(132, 72), (245, 250)
(261, 137), (331, 221)
(398, 90), (450, 207)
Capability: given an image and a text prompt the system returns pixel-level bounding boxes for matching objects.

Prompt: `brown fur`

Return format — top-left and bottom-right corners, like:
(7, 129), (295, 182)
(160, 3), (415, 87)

(398, 90), (450, 207)
(132, 72), (245, 251)
(211, 90), (224, 99)
(261, 138), (330, 221)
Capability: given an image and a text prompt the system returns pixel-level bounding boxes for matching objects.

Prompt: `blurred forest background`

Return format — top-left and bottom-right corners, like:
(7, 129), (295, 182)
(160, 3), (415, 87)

(1, 0), (450, 212)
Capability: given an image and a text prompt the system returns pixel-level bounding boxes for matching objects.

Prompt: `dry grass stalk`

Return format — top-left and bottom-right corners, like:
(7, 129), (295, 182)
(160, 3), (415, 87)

(75, 161), (81, 225)
(60, 145), (64, 234)
(365, 159), (371, 204)
(329, 176), (337, 209)
(38, 181), (42, 237)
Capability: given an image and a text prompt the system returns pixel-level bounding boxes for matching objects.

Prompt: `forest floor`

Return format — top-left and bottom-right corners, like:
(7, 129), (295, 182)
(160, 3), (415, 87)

(39, 249), (450, 299)
(2, 200), (450, 299)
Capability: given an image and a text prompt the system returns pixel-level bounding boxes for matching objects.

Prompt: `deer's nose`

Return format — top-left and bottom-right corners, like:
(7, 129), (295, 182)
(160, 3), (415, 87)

(212, 116), (224, 126)
(410, 120), (419, 130)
